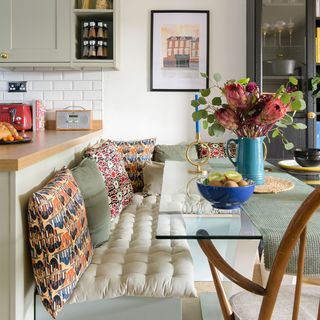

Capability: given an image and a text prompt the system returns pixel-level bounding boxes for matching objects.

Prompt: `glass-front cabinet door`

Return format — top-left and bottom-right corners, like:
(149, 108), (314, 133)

(247, 0), (316, 162)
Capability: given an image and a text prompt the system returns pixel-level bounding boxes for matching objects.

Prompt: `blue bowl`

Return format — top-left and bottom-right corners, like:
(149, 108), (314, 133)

(196, 179), (255, 209)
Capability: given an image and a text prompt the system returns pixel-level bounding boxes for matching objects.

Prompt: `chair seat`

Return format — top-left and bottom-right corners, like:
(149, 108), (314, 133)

(230, 285), (320, 320)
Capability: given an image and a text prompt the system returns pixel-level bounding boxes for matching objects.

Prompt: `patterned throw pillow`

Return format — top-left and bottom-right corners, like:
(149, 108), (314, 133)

(110, 138), (156, 192)
(84, 140), (133, 218)
(197, 142), (237, 159)
(27, 169), (93, 319)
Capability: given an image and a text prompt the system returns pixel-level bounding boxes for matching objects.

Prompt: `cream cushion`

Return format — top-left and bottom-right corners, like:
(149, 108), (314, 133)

(230, 285), (320, 320)
(68, 195), (196, 303)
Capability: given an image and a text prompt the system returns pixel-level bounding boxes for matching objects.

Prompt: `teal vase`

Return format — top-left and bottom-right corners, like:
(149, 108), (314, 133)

(226, 136), (266, 185)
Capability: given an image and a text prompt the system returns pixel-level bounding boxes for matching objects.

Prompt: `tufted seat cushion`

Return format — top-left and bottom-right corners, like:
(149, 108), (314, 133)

(68, 195), (197, 303)
(230, 285), (320, 320)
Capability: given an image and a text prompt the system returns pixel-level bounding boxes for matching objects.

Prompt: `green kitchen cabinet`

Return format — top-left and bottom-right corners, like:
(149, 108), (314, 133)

(0, 0), (70, 64)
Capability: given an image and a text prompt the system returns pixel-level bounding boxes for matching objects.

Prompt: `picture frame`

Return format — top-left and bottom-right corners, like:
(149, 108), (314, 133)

(150, 10), (209, 92)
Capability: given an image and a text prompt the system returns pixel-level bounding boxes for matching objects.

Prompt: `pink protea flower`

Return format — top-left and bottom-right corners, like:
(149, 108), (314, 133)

(257, 98), (286, 124)
(224, 83), (247, 109)
(215, 107), (239, 130)
(246, 82), (259, 93)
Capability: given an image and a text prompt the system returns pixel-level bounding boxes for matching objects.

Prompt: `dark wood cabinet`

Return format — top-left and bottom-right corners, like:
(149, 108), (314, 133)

(247, 0), (317, 162)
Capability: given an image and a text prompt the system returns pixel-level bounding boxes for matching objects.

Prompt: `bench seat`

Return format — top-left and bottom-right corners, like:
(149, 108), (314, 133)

(68, 194), (197, 303)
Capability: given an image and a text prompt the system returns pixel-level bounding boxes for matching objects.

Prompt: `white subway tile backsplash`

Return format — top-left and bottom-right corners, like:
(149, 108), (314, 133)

(73, 100), (92, 109)
(3, 72), (23, 81)
(53, 101), (73, 110)
(83, 90), (102, 100)
(0, 70), (103, 118)
(32, 81), (52, 91)
(53, 81), (73, 91)
(23, 72), (43, 80)
(43, 71), (63, 80)
(23, 91), (44, 101)
(83, 71), (102, 80)
(93, 81), (102, 90)
(73, 81), (92, 91)
(92, 100), (102, 110)
(64, 91), (82, 101)
(0, 81), (7, 91)
(3, 92), (24, 101)
(44, 91), (63, 101)
(63, 71), (83, 80)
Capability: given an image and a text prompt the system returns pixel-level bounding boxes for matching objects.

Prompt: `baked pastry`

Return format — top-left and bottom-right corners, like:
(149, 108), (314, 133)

(0, 122), (19, 140)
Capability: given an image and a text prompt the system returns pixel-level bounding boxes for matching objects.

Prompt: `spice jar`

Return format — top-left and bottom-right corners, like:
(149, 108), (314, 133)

(88, 21), (96, 39)
(97, 22), (104, 39)
(82, 40), (89, 58)
(89, 40), (96, 57)
(103, 41), (108, 57)
(103, 23), (108, 39)
(82, 22), (89, 39)
(97, 41), (104, 57)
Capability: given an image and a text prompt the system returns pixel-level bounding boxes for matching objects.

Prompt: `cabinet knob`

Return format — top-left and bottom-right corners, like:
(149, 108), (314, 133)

(307, 112), (316, 119)
(0, 52), (8, 59)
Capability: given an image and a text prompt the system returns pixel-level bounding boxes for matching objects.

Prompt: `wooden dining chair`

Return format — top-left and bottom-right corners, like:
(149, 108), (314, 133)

(197, 187), (320, 320)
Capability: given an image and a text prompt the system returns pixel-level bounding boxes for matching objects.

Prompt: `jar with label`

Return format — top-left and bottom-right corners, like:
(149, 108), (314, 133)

(83, 22), (89, 39)
(97, 41), (104, 58)
(103, 23), (108, 39)
(89, 40), (96, 57)
(103, 41), (108, 58)
(82, 40), (89, 58)
(97, 22), (104, 39)
(89, 21), (96, 39)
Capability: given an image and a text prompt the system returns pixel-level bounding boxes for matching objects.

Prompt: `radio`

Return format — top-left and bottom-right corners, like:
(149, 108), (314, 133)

(56, 108), (92, 130)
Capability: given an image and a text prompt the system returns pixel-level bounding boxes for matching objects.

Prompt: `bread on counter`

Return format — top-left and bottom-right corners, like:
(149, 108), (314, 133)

(0, 122), (20, 141)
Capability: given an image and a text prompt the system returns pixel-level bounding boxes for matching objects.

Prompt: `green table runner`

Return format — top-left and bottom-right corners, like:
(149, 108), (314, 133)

(209, 159), (320, 277)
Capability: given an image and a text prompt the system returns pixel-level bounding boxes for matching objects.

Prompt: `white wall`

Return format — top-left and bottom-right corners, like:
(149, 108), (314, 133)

(103, 0), (246, 144)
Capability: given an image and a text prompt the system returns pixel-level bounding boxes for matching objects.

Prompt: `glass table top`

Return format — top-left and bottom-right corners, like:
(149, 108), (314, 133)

(156, 161), (262, 240)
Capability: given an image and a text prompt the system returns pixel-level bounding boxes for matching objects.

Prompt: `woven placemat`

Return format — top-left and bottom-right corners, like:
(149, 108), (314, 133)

(254, 176), (294, 194)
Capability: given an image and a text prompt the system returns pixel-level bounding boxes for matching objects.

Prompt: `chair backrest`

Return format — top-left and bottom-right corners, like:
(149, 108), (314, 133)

(197, 187), (320, 320)
(260, 187), (320, 318)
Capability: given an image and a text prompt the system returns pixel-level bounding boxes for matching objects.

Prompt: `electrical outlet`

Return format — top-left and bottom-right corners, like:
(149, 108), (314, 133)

(8, 81), (27, 93)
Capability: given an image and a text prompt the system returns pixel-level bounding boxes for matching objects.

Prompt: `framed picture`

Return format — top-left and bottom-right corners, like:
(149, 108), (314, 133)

(150, 10), (209, 92)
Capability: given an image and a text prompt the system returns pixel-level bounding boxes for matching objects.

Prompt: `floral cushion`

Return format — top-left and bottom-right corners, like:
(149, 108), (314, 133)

(110, 138), (156, 192)
(84, 140), (133, 218)
(197, 142), (236, 159)
(27, 169), (93, 319)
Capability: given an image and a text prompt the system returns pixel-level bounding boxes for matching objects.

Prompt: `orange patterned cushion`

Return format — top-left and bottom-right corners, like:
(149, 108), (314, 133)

(28, 169), (93, 318)
(111, 138), (156, 192)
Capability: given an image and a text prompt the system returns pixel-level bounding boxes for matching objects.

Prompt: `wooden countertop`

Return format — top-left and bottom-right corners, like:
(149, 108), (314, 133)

(0, 130), (102, 171)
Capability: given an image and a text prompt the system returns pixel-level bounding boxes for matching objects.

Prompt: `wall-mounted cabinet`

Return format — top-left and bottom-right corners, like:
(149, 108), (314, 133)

(0, 0), (119, 69)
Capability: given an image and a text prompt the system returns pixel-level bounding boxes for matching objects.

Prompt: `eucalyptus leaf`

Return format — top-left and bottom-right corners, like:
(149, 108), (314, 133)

(289, 76), (298, 86)
(207, 114), (215, 123)
(281, 114), (293, 125)
(280, 92), (290, 105)
(290, 91), (303, 99)
(291, 99), (302, 111)
(200, 88), (211, 97)
(212, 97), (222, 106)
(275, 85), (285, 97)
(292, 123), (307, 129)
(284, 142), (294, 150)
(276, 122), (287, 128)
(200, 72), (208, 78)
(192, 111), (202, 121)
(237, 78), (250, 85)
(211, 123), (225, 136)
(203, 120), (208, 130)
(298, 99), (306, 110)
(213, 72), (222, 82)
(208, 126), (215, 136)
(191, 99), (200, 107)
(200, 110), (208, 119)
(198, 97), (207, 105)
(272, 129), (280, 138)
